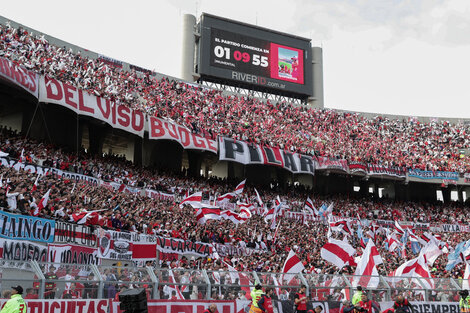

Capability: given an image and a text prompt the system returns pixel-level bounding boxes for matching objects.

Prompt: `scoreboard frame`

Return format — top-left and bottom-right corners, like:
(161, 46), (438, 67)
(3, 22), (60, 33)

(197, 13), (313, 98)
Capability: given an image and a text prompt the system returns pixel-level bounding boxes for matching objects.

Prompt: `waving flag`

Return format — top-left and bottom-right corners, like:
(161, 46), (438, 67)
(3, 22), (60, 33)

(234, 179), (246, 194)
(254, 188), (264, 208)
(33, 188), (51, 216)
(226, 264), (253, 299)
(195, 207), (221, 224)
(221, 209), (249, 224)
(216, 192), (236, 203)
(387, 231), (400, 252)
(164, 270), (184, 299)
(304, 197), (318, 215)
(419, 241), (442, 266)
(353, 240), (383, 288)
(394, 220), (405, 235)
(391, 253), (434, 289)
(32, 174), (40, 191)
(321, 238), (357, 268)
(329, 218), (352, 236)
(179, 191), (203, 208)
(463, 258), (470, 290)
(446, 240), (470, 271)
(282, 249), (305, 284)
(357, 223), (368, 248)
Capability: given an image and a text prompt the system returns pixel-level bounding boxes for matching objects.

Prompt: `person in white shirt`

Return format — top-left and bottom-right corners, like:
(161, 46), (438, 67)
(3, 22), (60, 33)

(6, 187), (19, 211)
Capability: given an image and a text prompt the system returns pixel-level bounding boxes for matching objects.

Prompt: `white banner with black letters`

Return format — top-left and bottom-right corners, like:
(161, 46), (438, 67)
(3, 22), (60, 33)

(218, 137), (315, 175)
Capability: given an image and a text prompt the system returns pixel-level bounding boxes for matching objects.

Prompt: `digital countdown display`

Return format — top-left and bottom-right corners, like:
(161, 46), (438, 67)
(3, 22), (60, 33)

(199, 14), (313, 96)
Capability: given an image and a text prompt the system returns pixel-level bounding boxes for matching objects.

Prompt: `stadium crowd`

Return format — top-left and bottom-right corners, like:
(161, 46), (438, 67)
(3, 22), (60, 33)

(1, 22), (470, 173)
(1, 21), (470, 303)
(1, 128), (470, 287)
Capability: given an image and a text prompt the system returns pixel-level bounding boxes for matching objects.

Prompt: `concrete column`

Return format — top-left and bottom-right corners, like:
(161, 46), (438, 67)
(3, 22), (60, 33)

(181, 14), (197, 82)
(133, 135), (143, 166)
(88, 124), (106, 156)
(308, 47), (324, 108)
(187, 151), (202, 178)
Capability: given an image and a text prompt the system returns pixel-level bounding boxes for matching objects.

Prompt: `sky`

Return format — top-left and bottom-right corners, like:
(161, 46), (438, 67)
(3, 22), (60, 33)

(2, 0), (470, 118)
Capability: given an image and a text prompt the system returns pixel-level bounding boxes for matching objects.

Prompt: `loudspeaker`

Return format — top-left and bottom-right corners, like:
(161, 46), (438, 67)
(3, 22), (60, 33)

(118, 288), (148, 313)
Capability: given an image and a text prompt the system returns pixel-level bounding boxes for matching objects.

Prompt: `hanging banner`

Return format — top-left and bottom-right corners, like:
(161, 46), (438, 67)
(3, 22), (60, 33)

(97, 229), (133, 260)
(48, 243), (100, 265)
(0, 299), (112, 313)
(54, 222), (97, 247)
(39, 76), (145, 137)
(0, 210), (55, 243)
(367, 164), (406, 178)
(315, 157), (348, 172)
(212, 243), (263, 257)
(408, 169), (459, 181)
(156, 236), (213, 257)
(0, 156), (100, 186)
(110, 299), (235, 313)
(440, 224), (470, 233)
(379, 302), (458, 313)
(218, 137), (315, 175)
(0, 238), (48, 262)
(348, 162), (367, 174)
(145, 189), (175, 201)
(0, 56), (39, 98)
(413, 222), (430, 230)
(148, 117), (218, 153)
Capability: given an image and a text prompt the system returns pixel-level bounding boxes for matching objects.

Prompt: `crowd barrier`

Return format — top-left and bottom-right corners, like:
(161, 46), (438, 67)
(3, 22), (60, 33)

(0, 261), (463, 303)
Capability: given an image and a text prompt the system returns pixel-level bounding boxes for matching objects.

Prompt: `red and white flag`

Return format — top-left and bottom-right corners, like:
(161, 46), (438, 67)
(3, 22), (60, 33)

(282, 249), (305, 284)
(32, 174), (40, 191)
(421, 241), (443, 266)
(195, 207), (221, 224)
(226, 264), (253, 299)
(220, 210), (249, 224)
(328, 218), (352, 236)
(179, 191), (203, 208)
(254, 188), (264, 208)
(391, 253), (434, 289)
(394, 220), (405, 235)
(304, 197), (318, 215)
(33, 188), (51, 216)
(71, 210), (105, 225)
(387, 231), (400, 252)
(217, 192), (236, 203)
(263, 207), (276, 222)
(164, 270), (184, 299)
(353, 240), (383, 288)
(321, 238), (357, 269)
(234, 179), (246, 194)
(237, 202), (255, 213)
(463, 259), (470, 290)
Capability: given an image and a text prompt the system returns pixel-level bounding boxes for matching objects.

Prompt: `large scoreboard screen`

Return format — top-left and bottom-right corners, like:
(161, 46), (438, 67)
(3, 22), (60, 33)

(199, 14), (313, 96)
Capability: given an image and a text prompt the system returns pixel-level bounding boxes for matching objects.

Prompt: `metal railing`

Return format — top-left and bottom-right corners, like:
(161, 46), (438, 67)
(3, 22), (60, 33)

(0, 261), (462, 302)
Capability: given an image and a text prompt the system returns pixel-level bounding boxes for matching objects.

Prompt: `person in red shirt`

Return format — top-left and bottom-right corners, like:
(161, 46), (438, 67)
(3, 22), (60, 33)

(24, 288), (38, 299)
(358, 294), (380, 313)
(294, 285), (308, 313)
(393, 295), (412, 313)
(257, 288), (274, 313)
(62, 283), (80, 299)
